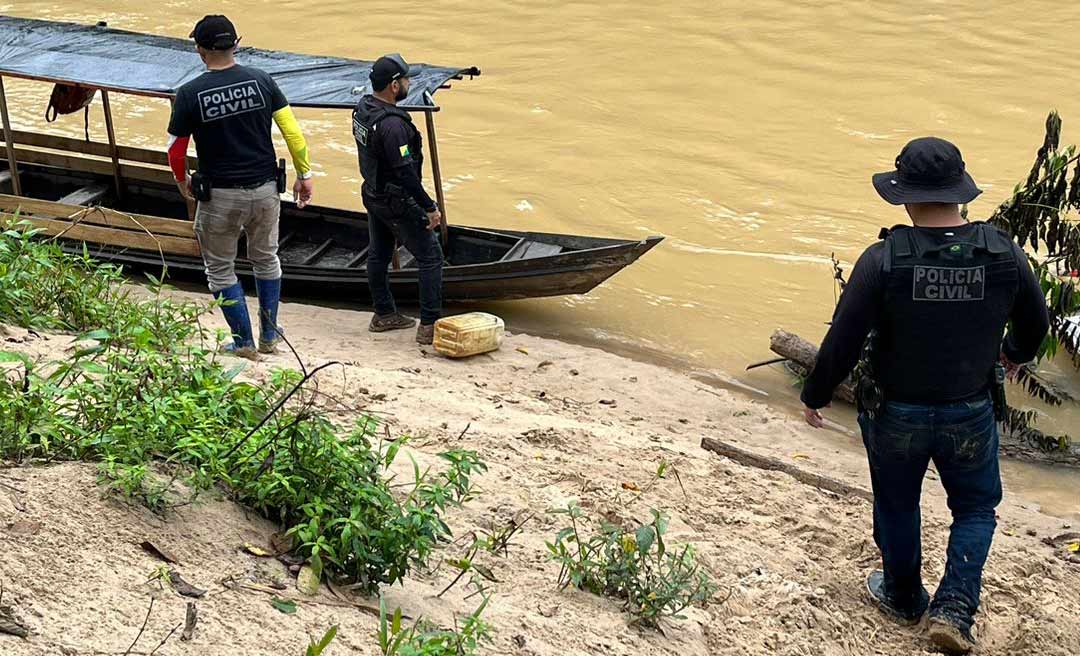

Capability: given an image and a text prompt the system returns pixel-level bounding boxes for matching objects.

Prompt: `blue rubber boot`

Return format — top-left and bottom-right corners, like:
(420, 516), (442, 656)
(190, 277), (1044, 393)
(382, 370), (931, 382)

(255, 277), (283, 354)
(212, 283), (257, 359)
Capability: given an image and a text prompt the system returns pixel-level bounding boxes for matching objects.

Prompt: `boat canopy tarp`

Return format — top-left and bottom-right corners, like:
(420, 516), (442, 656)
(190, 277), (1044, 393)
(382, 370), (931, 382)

(0, 15), (479, 109)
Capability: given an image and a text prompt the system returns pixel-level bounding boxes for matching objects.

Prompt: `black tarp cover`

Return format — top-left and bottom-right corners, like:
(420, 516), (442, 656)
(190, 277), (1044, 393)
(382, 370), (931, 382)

(0, 16), (478, 109)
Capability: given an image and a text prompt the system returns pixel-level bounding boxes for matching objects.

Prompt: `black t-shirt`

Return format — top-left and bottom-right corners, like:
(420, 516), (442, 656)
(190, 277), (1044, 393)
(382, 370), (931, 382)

(168, 65), (287, 186)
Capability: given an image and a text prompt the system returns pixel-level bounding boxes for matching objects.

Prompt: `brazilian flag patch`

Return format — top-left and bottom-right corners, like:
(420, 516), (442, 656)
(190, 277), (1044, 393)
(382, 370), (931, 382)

(399, 144), (411, 158)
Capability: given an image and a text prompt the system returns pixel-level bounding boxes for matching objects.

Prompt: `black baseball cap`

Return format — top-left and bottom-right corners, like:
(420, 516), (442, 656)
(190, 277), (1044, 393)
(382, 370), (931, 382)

(370, 53), (417, 90)
(190, 15), (238, 50)
(872, 137), (982, 205)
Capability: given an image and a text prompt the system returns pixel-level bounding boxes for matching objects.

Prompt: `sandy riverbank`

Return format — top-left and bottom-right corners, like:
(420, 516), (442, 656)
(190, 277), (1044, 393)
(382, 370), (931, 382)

(1, 298), (1079, 656)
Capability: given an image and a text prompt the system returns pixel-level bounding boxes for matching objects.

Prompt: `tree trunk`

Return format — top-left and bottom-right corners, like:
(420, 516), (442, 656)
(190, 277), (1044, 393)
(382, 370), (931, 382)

(769, 329), (856, 404)
(768, 329), (1080, 468)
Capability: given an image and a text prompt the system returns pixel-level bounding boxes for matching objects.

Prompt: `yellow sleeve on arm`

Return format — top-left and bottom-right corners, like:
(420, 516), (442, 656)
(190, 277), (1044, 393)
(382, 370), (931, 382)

(272, 105), (311, 176)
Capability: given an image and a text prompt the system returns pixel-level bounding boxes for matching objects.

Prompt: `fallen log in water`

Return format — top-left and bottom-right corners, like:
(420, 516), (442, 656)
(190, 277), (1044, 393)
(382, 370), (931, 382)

(769, 329), (855, 404)
(767, 329), (1080, 468)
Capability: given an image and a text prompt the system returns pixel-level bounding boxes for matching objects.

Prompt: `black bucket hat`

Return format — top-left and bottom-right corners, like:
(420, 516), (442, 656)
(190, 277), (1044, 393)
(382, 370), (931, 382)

(872, 137), (982, 205)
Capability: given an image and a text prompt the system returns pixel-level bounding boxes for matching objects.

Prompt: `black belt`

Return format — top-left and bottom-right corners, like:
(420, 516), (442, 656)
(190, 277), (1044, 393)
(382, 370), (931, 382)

(213, 177), (275, 190)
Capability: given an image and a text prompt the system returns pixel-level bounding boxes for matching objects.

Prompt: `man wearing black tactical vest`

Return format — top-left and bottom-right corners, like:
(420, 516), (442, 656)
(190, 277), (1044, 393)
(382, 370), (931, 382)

(352, 54), (443, 345)
(801, 138), (1049, 654)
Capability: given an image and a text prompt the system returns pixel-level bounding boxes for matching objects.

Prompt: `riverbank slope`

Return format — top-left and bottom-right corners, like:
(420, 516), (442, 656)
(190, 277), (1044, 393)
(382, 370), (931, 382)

(1, 300), (1078, 656)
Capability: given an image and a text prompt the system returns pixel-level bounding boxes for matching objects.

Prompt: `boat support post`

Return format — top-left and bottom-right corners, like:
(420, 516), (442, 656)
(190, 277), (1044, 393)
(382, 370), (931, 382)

(0, 76), (22, 196)
(422, 92), (450, 247)
(100, 90), (124, 201)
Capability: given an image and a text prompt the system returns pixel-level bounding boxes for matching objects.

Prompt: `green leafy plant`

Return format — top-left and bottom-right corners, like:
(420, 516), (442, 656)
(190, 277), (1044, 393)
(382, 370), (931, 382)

(0, 219), (130, 332)
(306, 625), (338, 656)
(377, 596), (491, 656)
(271, 596), (298, 615)
(0, 226), (485, 593)
(546, 502), (717, 627)
(987, 111), (1080, 450)
(436, 512), (531, 599)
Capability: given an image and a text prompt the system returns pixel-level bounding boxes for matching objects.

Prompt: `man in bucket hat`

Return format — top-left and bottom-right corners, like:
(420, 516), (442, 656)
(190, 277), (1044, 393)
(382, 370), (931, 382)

(799, 137), (1048, 653)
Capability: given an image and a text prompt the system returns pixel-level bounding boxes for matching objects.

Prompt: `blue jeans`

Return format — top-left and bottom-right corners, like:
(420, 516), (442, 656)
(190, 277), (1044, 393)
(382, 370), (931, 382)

(858, 394), (1002, 630)
(363, 196), (443, 325)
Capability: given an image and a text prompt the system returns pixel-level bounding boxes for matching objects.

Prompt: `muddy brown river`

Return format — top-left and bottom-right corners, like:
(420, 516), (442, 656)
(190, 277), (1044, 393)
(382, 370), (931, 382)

(4, 0), (1078, 517)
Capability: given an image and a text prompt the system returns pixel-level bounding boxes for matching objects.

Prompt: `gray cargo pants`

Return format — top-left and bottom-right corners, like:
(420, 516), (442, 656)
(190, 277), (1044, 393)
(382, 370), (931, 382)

(194, 181), (281, 292)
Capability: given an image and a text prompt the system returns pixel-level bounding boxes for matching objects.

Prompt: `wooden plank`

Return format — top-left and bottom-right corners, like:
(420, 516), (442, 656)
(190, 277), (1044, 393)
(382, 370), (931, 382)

(498, 238), (526, 261)
(501, 239), (563, 261)
(0, 193), (195, 238)
(301, 238), (334, 265)
(11, 147), (176, 186)
(56, 183), (109, 206)
(0, 129), (197, 169)
(345, 247), (370, 268)
(396, 245), (416, 269)
(1, 214), (200, 257)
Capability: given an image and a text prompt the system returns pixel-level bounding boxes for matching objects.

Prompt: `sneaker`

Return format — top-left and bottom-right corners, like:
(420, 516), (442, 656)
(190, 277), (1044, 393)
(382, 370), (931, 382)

(928, 613), (976, 654)
(416, 323), (435, 345)
(220, 343), (258, 361)
(369, 313), (417, 333)
(866, 570), (929, 626)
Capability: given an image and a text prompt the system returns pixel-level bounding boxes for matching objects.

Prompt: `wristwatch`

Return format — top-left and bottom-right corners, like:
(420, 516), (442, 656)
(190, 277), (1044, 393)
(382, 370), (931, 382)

(298, 170), (314, 180)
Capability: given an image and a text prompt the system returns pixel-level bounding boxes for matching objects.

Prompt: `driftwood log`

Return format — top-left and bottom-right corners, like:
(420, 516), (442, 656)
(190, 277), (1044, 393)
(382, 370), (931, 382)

(769, 329), (855, 403)
(767, 330), (1080, 468)
(701, 437), (872, 502)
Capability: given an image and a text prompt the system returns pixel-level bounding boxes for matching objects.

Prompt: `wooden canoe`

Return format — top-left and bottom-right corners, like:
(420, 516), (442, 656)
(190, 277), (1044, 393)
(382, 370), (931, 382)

(0, 131), (662, 303)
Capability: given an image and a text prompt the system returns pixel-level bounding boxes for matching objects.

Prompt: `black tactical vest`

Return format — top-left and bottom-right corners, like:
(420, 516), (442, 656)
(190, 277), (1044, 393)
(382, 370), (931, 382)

(351, 95), (424, 199)
(874, 222), (1020, 403)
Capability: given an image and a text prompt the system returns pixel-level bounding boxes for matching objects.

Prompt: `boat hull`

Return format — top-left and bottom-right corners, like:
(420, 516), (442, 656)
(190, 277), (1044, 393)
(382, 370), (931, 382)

(2, 156), (662, 303)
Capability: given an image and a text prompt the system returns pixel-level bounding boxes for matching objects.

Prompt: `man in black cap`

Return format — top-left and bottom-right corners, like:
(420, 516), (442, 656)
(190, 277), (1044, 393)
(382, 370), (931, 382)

(351, 54), (443, 345)
(800, 137), (1049, 653)
(167, 15), (315, 359)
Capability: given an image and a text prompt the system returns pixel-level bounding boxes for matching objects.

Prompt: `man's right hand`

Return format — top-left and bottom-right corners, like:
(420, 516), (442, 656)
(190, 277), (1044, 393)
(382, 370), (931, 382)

(1000, 352), (1021, 381)
(175, 177), (194, 201)
(426, 208), (442, 231)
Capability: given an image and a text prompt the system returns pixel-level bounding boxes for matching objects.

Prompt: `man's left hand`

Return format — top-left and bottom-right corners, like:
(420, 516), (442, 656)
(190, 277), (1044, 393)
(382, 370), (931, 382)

(803, 405), (826, 428)
(426, 208), (442, 231)
(293, 178), (314, 209)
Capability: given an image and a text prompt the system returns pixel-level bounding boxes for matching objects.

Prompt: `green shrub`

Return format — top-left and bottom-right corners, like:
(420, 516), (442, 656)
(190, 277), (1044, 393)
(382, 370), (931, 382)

(377, 596), (491, 656)
(546, 502), (717, 627)
(0, 227), (485, 592)
(0, 222), (124, 331)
